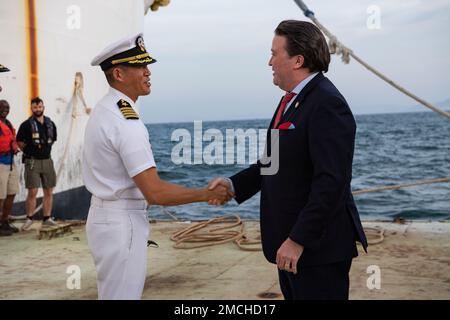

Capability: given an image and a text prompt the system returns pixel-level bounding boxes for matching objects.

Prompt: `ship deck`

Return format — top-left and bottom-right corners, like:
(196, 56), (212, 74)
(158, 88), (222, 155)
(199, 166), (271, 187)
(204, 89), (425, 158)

(0, 220), (449, 300)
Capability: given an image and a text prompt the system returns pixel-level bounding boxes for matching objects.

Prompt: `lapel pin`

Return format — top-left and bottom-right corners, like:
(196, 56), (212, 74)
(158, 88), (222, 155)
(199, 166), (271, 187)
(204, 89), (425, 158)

(295, 102), (300, 109)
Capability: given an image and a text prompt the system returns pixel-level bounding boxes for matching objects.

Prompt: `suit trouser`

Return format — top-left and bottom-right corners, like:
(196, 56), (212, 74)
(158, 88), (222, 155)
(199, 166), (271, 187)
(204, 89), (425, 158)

(86, 196), (149, 300)
(278, 259), (352, 300)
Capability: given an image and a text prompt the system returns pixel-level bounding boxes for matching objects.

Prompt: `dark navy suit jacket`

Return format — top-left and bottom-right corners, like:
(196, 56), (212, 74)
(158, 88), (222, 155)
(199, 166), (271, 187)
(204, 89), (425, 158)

(230, 73), (368, 267)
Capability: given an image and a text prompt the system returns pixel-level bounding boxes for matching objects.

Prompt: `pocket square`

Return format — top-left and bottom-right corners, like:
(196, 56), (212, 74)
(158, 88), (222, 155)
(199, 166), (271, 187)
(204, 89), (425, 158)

(278, 121), (295, 130)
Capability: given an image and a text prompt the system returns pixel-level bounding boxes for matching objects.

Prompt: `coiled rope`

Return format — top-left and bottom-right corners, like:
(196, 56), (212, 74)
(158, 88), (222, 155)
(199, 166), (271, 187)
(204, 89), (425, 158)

(170, 213), (384, 250)
(362, 226), (385, 245)
(167, 176), (449, 249)
(170, 214), (261, 251)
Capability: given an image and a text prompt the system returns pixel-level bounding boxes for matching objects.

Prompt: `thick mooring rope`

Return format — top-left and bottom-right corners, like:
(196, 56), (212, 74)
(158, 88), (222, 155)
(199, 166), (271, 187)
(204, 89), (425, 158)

(171, 214), (262, 251)
(353, 177), (450, 195)
(293, 0), (450, 120)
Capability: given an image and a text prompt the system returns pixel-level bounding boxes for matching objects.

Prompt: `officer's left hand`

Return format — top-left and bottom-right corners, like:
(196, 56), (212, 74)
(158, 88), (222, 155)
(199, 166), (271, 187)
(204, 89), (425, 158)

(276, 238), (304, 274)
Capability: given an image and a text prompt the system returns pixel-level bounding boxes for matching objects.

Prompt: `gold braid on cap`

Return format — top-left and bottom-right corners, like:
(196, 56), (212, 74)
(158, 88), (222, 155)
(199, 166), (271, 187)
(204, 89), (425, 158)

(111, 53), (150, 65)
(128, 57), (153, 65)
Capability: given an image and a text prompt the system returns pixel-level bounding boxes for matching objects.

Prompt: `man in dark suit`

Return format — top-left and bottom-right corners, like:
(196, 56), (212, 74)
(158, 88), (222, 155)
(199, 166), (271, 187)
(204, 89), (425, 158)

(209, 20), (368, 300)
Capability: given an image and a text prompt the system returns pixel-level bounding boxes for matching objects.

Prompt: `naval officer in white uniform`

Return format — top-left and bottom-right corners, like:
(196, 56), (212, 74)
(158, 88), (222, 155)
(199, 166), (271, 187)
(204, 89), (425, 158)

(83, 34), (231, 300)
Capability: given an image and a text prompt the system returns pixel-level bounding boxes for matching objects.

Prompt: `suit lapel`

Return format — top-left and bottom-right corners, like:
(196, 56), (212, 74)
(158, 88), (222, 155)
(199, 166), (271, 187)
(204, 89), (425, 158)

(264, 74), (324, 157)
(281, 95), (301, 124)
(280, 73), (325, 125)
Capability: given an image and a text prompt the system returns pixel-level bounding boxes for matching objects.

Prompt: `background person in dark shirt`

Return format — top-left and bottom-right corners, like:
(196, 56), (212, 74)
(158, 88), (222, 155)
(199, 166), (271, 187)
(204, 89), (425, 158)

(16, 97), (57, 230)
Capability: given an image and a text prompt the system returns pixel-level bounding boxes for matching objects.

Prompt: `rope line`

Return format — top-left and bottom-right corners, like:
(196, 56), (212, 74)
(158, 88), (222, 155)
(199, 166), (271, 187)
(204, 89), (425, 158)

(353, 177), (450, 195)
(293, 0), (450, 120)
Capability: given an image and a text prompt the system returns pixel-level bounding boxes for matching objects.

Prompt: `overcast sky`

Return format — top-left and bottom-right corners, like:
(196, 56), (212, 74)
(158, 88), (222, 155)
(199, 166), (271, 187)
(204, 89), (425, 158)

(141, 0), (450, 123)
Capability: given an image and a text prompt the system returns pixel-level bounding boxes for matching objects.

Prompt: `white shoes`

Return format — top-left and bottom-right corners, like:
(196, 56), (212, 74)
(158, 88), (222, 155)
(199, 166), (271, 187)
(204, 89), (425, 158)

(42, 217), (57, 227)
(21, 218), (34, 231)
(21, 217), (57, 231)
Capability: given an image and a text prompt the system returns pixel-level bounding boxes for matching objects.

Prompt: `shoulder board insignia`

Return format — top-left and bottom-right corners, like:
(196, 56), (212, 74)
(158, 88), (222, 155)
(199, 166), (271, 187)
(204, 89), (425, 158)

(117, 99), (139, 120)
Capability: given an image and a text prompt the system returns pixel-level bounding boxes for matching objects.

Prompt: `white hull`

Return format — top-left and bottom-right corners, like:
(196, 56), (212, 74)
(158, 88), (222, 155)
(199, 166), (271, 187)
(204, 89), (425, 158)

(0, 0), (153, 214)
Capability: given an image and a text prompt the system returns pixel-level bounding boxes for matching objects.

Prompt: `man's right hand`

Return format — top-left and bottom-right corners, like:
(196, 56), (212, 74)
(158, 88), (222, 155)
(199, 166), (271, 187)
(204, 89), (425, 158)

(207, 177), (234, 206)
(205, 184), (232, 206)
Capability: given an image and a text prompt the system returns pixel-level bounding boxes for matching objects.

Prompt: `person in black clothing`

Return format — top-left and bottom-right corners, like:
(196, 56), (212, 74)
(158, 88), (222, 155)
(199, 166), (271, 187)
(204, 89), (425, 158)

(208, 20), (367, 300)
(16, 97), (58, 230)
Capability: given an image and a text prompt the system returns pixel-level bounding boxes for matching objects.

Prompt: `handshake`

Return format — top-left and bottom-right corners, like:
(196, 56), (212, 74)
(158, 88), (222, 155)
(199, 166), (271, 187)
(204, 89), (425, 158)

(205, 177), (235, 206)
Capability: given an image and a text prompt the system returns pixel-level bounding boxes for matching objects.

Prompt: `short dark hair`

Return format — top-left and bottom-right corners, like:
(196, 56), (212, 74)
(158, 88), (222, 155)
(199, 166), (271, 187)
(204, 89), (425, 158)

(31, 96), (43, 105)
(104, 66), (125, 86)
(275, 20), (330, 73)
(0, 100), (9, 108)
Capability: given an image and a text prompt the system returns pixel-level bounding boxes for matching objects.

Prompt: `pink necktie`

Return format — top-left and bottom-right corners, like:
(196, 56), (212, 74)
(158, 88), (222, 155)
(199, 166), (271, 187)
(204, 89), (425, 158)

(272, 92), (297, 129)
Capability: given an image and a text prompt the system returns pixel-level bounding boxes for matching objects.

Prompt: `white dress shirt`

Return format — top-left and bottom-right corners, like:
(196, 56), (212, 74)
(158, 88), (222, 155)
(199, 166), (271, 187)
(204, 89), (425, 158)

(225, 72), (320, 194)
(283, 72), (319, 114)
(82, 87), (156, 200)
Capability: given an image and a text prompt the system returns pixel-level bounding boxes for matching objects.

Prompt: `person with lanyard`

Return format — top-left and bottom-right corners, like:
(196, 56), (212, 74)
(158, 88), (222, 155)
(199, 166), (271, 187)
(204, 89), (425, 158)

(17, 97), (58, 231)
(0, 98), (21, 236)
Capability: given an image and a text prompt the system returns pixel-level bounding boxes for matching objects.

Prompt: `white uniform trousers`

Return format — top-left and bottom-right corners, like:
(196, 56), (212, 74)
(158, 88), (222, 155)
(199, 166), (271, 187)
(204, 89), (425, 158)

(86, 196), (149, 300)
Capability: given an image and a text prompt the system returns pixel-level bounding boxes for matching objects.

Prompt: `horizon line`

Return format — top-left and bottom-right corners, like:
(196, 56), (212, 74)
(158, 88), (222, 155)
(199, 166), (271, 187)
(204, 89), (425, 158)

(144, 108), (450, 125)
